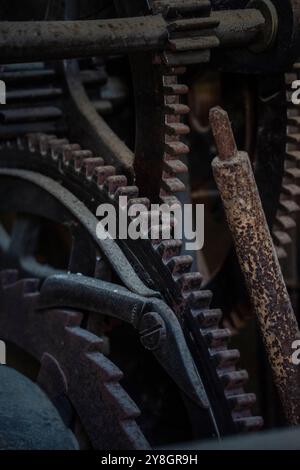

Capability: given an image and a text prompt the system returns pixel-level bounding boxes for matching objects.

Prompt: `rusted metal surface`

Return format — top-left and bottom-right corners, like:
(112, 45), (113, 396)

(0, 0), (270, 444)
(64, 60), (135, 179)
(0, 167), (156, 299)
(210, 107), (237, 161)
(212, 9), (266, 47)
(39, 272), (212, 411)
(0, 271), (149, 449)
(0, 9), (274, 64)
(0, 17), (168, 63)
(0, 129), (262, 436)
(210, 107), (300, 425)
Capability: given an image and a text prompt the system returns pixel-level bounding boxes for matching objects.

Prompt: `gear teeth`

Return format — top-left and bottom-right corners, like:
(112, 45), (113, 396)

(286, 150), (300, 162)
(105, 175), (128, 195)
(156, 239), (183, 260)
(218, 370), (249, 390)
(159, 66), (187, 75)
(140, 209), (161, 224)
(128, 198), (150, 210)
(279, 199), (300, 214)
(177, 272), (203, 293)
(273, 230), (292, 246)
(167, 255), (193, 277)
(38, 134), (57, 155)
(287, 133), (300, 145)
(7, 50), (263, 431)
(0, 269), (19, 287)
(288, 116), (300, 126)
(285, 167), (300, 180)
(7, 277), (40, 296)
(193, 308), (222, 328)
(234, 416), (263, 432)
(39, 136), (62, 157)
(17, 136), (26, 150)
(162, 177), (185, 193)
(187, 290), (213, 310)
(227, 393), (256, 412)
(203, 328), (231, 350)
(275, 215), (296, 230)
(82, 157), (103, 178)
(61, 143), (81, 163)
(168, 36), (220, 52)
(281, 183), (300, 197)
(275, 245), (288, 260)
(165, 122), (190, 137)
(160, 194), (181, 206)
(66, 325), (104, 354)
(103, 382), (140, 420)
(150, 224), (174, 245)
(49, 138), (69, 160)
(163, 84), (189, 95)
(165, 141), (190, 156)
(72, 151), (95, 171)
(96, 166), (116, 186)
(86, 354), (123, 384)
(164, 103), (190, 115)
(114, 186), (139, 201)
(164, 159), (188, 175)
(211, 349), (240, 369)
(153, 0), (211, 18)
(27, 133), (44, 152)
(163, 50), (211, 66)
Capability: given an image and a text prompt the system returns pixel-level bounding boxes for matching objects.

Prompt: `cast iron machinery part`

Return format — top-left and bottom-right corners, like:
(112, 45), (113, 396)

(0, 132), (262, 444)
(210, 0), (300, 73)
(112, 0), (296, 326)
(205, 60), (300, 329)
(0, 270), (148, 450)
(0, 2), (277, 326)
(0, 4), (296, 344)
(0, 168), (213, 447)
(115, 0), (219, 202)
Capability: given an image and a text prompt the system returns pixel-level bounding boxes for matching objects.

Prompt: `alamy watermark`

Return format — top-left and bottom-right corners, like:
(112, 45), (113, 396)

(289, 84), (300, 365)
(0, 80), (6, 104)
(292, 340), (300, 365)
(0, 340), (6, 365)
(95, 197), (204, 251)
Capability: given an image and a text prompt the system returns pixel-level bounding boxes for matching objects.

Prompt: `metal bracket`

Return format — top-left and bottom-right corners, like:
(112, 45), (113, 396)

(39, 273), (213, 415)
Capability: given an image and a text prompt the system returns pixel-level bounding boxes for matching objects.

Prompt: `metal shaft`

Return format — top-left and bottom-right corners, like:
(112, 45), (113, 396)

(0, 17), (168, 63)
(212, 9), (266, 47)
(0, 10), (267, 63)
(210, 106), (300, 425)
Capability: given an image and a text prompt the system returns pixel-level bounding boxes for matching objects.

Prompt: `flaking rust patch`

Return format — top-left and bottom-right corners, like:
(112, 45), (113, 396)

(212, 150), (300, 425)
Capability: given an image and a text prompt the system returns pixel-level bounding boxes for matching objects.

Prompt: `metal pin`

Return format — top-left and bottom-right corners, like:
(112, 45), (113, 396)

(210, 106), (300, 425)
